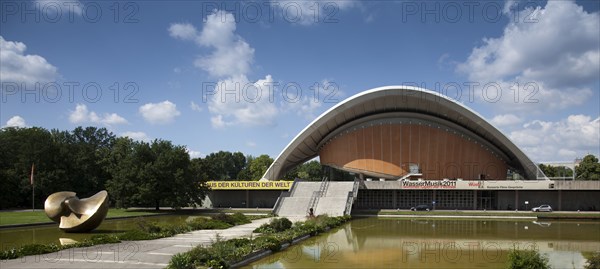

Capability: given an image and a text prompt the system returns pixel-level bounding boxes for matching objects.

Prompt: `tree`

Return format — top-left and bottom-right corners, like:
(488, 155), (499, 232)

(249, 155), (274, 180)
(298, 161), (323, 180)
(283, 160), (324, 181)
(576, 155), (600, 180)
(0, 127), (59, 208)
(538, 164), (573, 178)
(135, 140), (206, 210)
(63, 126), (115, 197)
(103, 137), (140, 208)
(236, 155), (254, 180)
(203, 151), (247, 180)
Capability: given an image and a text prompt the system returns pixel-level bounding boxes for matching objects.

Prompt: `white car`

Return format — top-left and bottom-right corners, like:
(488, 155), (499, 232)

(532, 205), (553, 212)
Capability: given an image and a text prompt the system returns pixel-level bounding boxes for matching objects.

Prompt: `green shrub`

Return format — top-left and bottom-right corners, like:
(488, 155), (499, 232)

(253, 223), (275, 233)
(254, 236), (282, 252)
(187, 217), (232, 230)
(0, 247), (20, 259)
(169, 215), (351, 269)
(206, 258), (227, 269)
(118, 230), (157, 241)
(167, 252), (195, 269)
(135, 218), (163, 233)
(507, 248), (551, 269)
(270, 218), (292, 232)
(157, 223), (191, 236)
(20, 243), (61, 256)
(585, 252), (600, 269)
(229, 212), (251, 225)
(90, 234), (120, 244)
(187, 246), (213, 264)
(254, 218), (292, 233)
(211, 213), (234, 224)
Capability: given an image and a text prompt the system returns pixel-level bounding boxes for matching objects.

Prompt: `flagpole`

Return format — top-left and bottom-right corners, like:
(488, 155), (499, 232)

(31, 163), (35, 212)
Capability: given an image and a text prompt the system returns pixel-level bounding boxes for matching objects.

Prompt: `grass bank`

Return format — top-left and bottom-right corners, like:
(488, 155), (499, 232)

(0, 213), (264, 260)
(167, 215), (351, 269)
(353, 209), (600, 220)
(0, 208), (272, 227)
(0, 209), (164, 226)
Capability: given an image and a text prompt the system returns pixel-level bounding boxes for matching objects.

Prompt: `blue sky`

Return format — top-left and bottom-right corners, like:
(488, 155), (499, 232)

(1, 0), (599, 162)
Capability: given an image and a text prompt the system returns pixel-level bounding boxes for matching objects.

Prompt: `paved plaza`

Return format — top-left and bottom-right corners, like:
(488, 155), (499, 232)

(1, 217), (276, 269)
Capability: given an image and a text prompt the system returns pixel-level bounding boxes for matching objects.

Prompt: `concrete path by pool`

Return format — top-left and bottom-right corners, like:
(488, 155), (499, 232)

(0, 217), (276, 269)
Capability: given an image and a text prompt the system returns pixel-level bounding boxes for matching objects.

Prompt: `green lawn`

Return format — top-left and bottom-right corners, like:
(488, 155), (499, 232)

(0, 209), (162, 226)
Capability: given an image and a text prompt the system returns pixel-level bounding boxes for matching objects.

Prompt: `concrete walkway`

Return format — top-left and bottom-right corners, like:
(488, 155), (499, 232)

(0, 218), (275, 269)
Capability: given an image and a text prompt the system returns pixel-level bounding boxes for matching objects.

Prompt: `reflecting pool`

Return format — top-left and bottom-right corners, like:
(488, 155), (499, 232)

(0, 215), (202, 247)
(245, 218), (600, 268)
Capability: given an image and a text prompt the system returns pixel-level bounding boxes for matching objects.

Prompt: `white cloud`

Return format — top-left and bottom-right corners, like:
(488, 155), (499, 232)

(210, 115), (228, 129)
(490, 114), (523, 127)
(186, 147), (204, 159)
(207, 75), (278, 127)
(194, 11), (254, 78)
(457, 0), (599, 112)
(120, 131), (150, 142)
(35, 0), (83, 15)
(170, 10), (279, 128)
(284, 80), (342, 120)
(68, 104), (128, 126)
(4, 116), (27, 128)
(190, 101), (202, 112)
(168, 23), (198, 41)
(509, 115), (600, 161)
(139, 100), (181, 124)
(246, 141), (257, 147)
(0, 36), (59, 89)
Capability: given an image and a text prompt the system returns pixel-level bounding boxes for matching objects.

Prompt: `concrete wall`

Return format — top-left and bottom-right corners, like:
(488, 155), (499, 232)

(203, 190), (282, 208)
(555, 181), (600, 190)
(561, 191), (600, 211)
(355, 189), (600, 211)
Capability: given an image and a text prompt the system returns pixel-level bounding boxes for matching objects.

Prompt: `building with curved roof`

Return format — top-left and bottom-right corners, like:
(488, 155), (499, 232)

(206, 87), (599, 212)
(263, 85), (546, 181)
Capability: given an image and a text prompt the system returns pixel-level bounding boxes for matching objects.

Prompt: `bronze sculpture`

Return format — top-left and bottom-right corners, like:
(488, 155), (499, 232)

(44, 190), (109, 232)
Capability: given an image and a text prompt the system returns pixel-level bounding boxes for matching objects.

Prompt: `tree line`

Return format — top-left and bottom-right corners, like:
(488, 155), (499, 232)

(538, 155), (600, 180)
(0, 126), (327, 209)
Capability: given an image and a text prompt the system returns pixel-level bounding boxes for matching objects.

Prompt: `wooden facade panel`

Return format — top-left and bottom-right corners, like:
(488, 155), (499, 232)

(418, 125), (432, 176)
(400, 124), (411, 173)
(364, 126), (374, 172)
(319, 124), (508, 180)
(356, 128), (366, 169)
(372, 125), (383, 174)
(392, 125), (403, 175)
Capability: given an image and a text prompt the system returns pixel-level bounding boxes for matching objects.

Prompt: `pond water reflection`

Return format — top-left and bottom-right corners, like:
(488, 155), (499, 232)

(245, 218), (600, 269)
(0, 215), (199, 247)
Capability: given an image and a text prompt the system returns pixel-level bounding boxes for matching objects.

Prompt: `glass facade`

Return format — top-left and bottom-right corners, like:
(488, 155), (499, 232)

(355, 189), (476, 210)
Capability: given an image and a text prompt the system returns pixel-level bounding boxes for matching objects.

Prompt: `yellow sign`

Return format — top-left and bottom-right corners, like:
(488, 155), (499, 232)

(206, 181), (292, 190)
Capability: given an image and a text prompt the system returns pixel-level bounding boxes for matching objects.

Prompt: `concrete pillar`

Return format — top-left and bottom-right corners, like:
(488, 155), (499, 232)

(245, 190), (250, 208)
(432, 190), (437, 210)
(473, 190), (477, 210)
(558, 190), (562, 211)
(515, 190), (519, 211)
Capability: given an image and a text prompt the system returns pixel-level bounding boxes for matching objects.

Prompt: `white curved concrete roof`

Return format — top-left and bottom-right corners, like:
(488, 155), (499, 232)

(263, 86), (545, 180)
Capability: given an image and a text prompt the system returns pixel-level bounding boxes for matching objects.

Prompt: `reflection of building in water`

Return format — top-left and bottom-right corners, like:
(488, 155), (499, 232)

(262, 219), (598, 269)
(320, 219), (600, 253)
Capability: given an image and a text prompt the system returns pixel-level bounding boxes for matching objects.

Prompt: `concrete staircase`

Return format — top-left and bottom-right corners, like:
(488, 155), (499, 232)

(274, 179), (358, 217)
